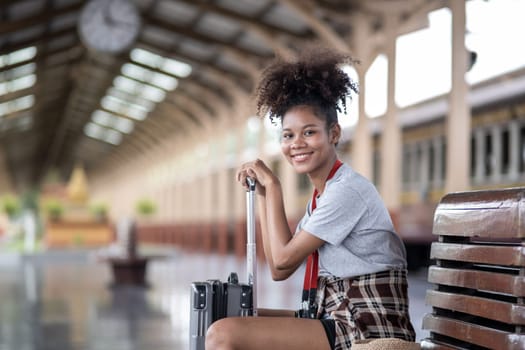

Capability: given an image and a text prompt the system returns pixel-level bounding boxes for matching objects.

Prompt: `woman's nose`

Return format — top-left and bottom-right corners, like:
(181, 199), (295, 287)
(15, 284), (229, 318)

(290, 136), (305, 149)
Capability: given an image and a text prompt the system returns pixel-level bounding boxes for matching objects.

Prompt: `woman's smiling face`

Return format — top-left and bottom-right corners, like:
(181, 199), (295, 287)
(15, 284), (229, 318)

(280, 105), (339, 176)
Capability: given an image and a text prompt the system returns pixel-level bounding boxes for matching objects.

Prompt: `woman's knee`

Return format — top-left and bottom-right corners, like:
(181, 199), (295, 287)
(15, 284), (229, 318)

(205, 318), (241, 349)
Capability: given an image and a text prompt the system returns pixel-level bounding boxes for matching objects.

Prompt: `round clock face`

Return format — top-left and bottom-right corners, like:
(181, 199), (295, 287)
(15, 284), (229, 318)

(78, 0), (141, 54)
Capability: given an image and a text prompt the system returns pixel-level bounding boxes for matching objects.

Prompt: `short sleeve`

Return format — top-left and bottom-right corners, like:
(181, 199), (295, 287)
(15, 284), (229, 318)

(302, 178), (368, 246)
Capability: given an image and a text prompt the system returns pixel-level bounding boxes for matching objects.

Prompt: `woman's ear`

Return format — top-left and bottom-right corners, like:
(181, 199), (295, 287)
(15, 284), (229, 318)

(330, 123), (341, 145)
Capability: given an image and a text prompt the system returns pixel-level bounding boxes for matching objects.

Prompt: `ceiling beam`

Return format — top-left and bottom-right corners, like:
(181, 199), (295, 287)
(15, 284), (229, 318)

(281, 0), (351, 53)
(0, 2), (83, 35)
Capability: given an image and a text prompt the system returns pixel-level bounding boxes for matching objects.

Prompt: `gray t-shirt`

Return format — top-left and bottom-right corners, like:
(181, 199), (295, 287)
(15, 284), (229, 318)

(296, 163), (407, 278)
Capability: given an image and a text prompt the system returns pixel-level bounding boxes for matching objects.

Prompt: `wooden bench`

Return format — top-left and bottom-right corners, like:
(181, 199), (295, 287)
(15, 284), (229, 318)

(421, 187), (525, 350)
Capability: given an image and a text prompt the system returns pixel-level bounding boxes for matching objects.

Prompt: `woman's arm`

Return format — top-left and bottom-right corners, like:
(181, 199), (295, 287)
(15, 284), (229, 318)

(264, 180), (325, 277)
(237, 159), (325, 280)
(256, 192), (296, 280)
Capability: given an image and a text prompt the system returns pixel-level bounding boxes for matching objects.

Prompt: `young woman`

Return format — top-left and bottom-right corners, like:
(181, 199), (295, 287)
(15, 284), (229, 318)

(205, 48), (417, 350)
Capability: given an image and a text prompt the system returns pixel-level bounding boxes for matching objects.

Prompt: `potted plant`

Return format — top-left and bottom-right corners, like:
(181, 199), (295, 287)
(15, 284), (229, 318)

(90, 202), (109, 222)
(0, 194), (21, 220)
(44, 199), (65, 222)
(135, 198), (156, 217)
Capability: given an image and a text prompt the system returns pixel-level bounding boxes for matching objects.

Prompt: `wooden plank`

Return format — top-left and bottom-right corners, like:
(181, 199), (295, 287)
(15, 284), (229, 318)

(422, 314), (525, 350)
(426, 290), (525, 324)
(420, 339), (464, 350)
(428, 266), (525, 296)
(432, 187), (524, 238)
(430, 242), (525, 266)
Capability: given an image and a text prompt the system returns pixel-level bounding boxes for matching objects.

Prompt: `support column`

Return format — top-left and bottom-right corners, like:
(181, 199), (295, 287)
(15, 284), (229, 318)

(473, 128), (485, 185)
(407, 143), (418, 192)
(445, 0), (471, 193)
(419, 141), (430, 198)
(351, 15), (373, 180)
(508, 120), (520, 182)
(491, 125), (502, 183)
(380, 15), (402, 209)
(432, 137), (443, 190)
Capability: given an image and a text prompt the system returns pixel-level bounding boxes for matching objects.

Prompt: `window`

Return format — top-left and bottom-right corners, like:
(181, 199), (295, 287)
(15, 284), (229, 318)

(470, 135), (476, 177)
(502, 128), (510, 174)
(485, 131), (492, 176)
(402, 146), (411, 185)
(520, 125), (525, 173)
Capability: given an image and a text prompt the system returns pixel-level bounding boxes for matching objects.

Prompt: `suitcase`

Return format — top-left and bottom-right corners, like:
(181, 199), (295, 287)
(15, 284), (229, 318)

(189, 178), (258, 350)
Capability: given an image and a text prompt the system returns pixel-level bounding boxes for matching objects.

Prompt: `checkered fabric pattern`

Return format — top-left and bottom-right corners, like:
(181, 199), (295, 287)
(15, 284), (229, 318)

(316, 269), (416, 350)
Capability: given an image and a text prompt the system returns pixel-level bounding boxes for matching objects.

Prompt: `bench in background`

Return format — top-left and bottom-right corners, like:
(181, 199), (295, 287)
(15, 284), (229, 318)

(421, 187), (524, 350)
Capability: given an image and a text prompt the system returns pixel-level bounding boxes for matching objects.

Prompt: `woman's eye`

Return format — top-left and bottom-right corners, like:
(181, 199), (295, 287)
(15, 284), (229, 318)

(304, 130), (315, 136)
(282, 133), (292, 140)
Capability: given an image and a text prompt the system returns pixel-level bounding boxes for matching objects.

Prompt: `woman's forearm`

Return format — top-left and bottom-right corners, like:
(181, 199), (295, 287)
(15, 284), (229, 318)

(258, 193), (295, 280)
(264, 181), (299, 272)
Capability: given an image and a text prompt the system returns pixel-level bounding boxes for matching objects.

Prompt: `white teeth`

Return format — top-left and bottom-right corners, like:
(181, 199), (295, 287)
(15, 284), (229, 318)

(293, 154), (309, 160)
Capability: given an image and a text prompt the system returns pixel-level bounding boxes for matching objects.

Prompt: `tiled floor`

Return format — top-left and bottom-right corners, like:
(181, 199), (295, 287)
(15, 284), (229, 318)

(0, 248), (432, 350)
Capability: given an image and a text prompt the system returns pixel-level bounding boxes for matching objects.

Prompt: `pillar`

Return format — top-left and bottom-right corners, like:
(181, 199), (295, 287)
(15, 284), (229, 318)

(445, 0), (471, 193)
(490, 125), (502, 183)
(474, 128), (485, 185)
(432, 137), (444, 190)
(508, 120), (520, 182)
(380, 15), (402, 209)
(351, 15), (373, 180)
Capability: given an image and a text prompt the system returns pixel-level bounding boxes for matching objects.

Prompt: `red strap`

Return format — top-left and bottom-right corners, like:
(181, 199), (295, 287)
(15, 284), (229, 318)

(302, 159), (343, 292)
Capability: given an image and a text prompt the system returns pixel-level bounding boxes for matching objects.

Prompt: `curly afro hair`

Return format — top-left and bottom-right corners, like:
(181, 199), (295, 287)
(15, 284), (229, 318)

(255, 47), (359, 125)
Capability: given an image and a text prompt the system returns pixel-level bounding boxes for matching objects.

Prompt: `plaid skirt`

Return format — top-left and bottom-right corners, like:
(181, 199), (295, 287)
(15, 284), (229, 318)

(316, 269), (416, 350)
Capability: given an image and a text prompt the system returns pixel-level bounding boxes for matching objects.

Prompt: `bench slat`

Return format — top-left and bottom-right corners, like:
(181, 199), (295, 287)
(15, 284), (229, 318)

(420, 339), (465, 350)
(422, 314), (525, 350)
(430, 242), (525, 266)
(432, 188), (524, 238)
(428, 266), (525, 296)
(426, 289), (525, 324)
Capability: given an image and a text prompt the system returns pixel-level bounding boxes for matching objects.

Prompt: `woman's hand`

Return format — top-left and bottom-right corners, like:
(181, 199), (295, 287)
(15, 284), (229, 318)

(236, 159), (279, 195)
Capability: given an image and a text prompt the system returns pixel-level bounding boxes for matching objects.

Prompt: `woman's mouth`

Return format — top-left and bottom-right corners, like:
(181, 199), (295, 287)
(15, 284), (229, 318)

(291, 152), (312, 162)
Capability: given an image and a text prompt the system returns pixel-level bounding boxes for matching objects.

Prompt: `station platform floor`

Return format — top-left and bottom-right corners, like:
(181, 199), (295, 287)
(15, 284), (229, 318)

(0, 247), (432, 349)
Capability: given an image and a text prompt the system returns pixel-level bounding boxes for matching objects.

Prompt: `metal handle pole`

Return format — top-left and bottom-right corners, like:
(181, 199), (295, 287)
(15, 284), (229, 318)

(246, 177), (257, 316)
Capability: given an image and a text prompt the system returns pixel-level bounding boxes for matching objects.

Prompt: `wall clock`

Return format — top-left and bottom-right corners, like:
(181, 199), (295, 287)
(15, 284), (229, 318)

(78, 0), (141, 54)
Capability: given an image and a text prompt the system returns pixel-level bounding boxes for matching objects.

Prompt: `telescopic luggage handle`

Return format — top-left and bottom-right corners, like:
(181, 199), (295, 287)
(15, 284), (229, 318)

(246, 177), (257, 316)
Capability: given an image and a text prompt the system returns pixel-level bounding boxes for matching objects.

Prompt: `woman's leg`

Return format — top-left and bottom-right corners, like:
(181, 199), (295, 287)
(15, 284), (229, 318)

(205, 316), (331, 350)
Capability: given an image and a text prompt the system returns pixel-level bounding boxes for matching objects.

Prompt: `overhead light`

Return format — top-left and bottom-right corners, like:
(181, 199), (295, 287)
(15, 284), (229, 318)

(84, 121), (123, 145)
(113, 76), (166, 102)
(91, 109), (134, 134)
(0, 95), (35, 117)
(130, 48), (192, 78)
(121, 63), (178, 91)
(101, 95), (148, 121)
(0, 46), (37, 68)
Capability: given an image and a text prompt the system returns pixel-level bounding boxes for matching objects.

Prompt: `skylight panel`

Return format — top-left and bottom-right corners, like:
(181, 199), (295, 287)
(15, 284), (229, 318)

(1, 63), (36, 79)
(0, 47), (37, 68)
(151, 72), (177, 91)
(121, 63), (178, 91)
(104, 129), (123, 145)
(84, 121), (123, 145)
(113, 76), (166, 102)
(113, 117), (134, 134)
(107, 87), (156, 111)
(130, 47), (192, 77)
(0, 63), (37, 94)
(0, 95), (35, 117)
(130, 48), (159, 66)
(161, 59), (192, 78)
(101, 95), (148, 121)
(92, 109), (135, 134)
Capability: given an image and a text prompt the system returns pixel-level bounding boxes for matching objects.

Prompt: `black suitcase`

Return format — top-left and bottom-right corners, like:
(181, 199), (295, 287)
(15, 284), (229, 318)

(189, 178), (258, 349)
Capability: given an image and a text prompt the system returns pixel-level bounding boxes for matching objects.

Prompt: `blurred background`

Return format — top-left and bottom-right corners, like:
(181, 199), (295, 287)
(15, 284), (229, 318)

(0, 0), (524, 349)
